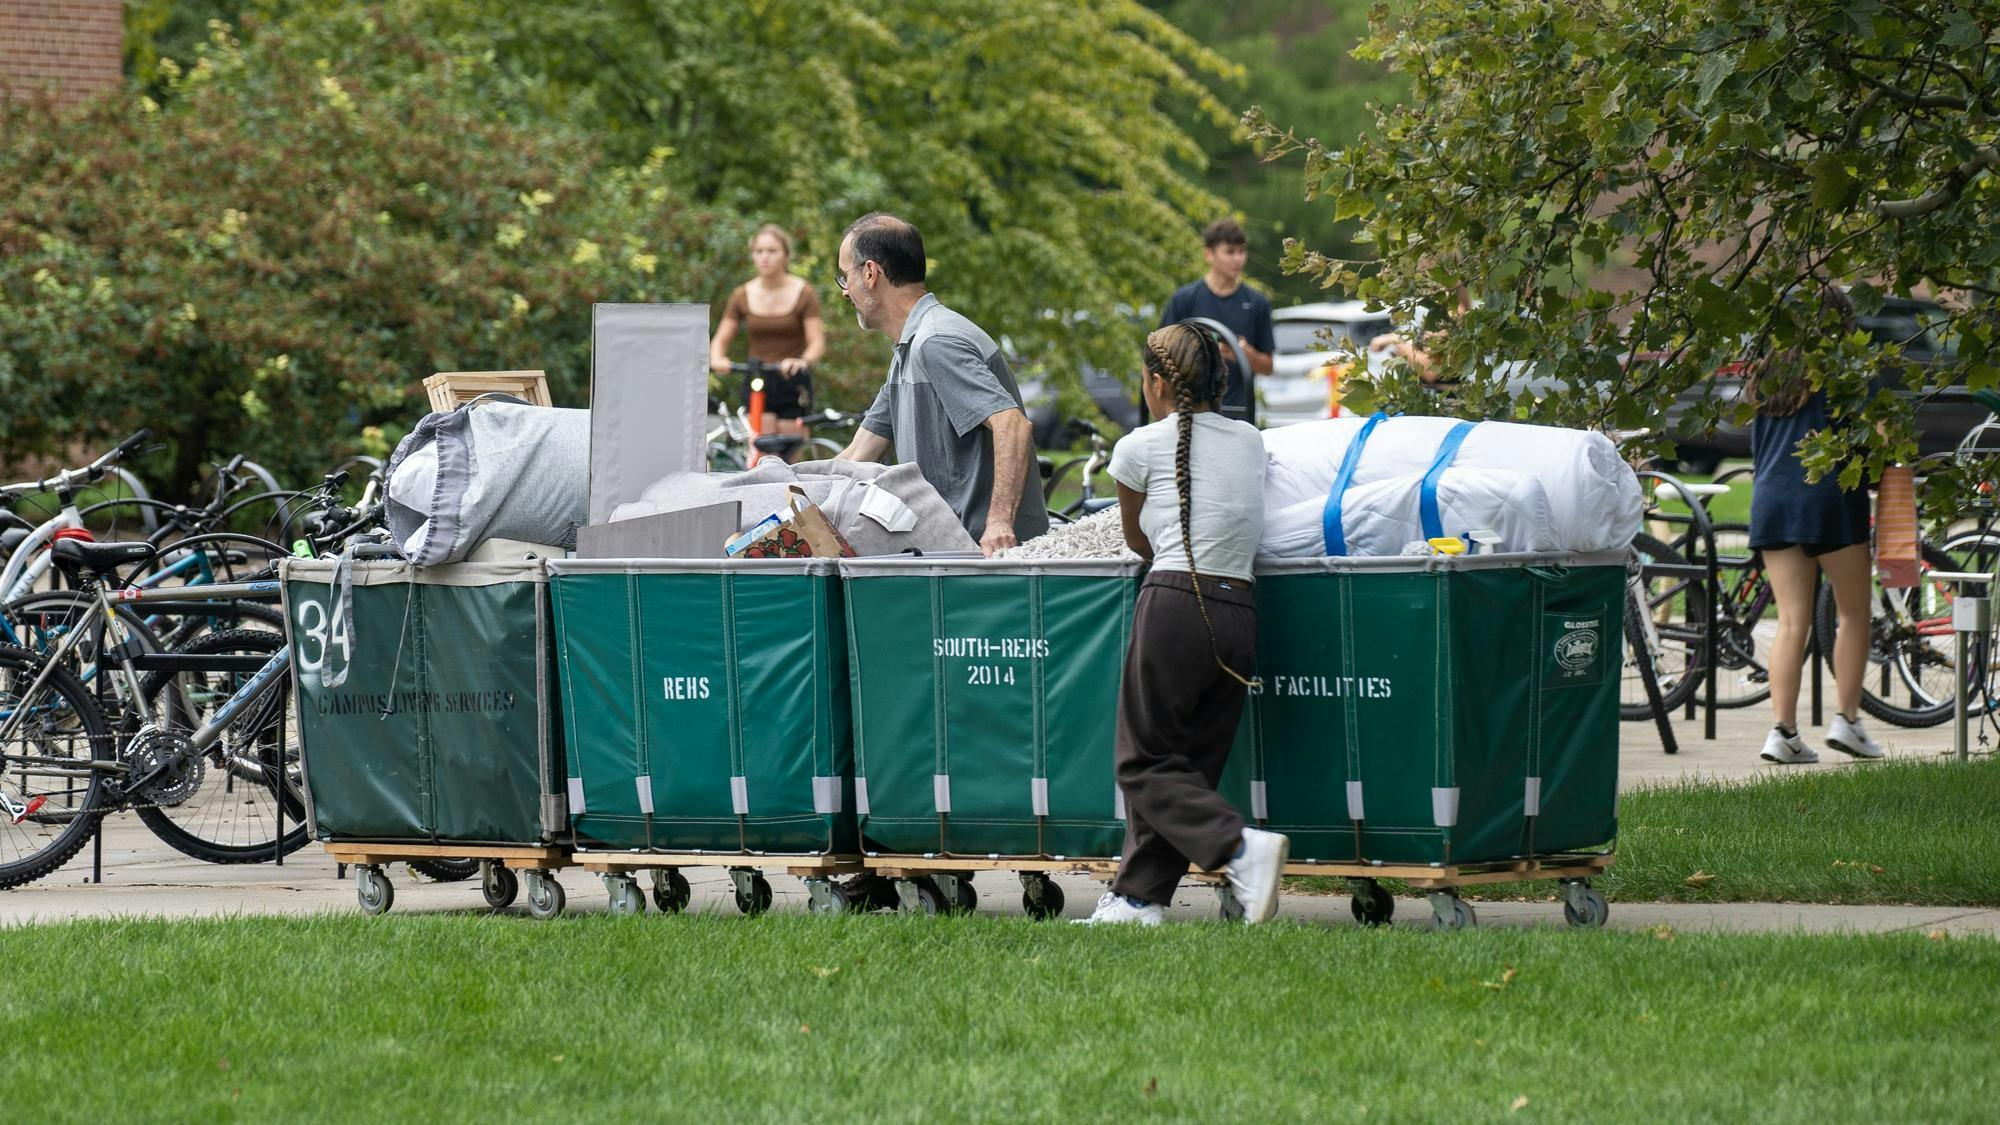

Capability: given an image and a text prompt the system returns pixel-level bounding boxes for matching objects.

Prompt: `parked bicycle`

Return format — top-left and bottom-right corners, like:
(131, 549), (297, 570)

(0, 472), (383, 888)
(1042, 418), (1117, 524)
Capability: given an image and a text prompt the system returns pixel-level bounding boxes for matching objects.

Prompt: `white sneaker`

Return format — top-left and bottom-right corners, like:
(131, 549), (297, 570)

(1224, 827), (1291, 924)
(1759, 726), (1819, 764)
(1827, 713), (1887, 759)
(1072, 891), (1164, 926)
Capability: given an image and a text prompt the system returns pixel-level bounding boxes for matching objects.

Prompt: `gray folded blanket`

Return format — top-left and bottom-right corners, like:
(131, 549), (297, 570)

(611, 460), (977, 556)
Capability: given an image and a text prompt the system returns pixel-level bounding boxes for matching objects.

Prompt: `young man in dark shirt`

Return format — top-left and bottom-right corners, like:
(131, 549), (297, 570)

(1159, 218), (1275, 424)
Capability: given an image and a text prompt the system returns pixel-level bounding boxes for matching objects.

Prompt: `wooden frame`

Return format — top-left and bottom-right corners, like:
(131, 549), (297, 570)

(422, 369), (553, 413)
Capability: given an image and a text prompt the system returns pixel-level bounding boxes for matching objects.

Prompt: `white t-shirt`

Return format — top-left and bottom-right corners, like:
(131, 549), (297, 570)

(1107, 412), (1267, 581)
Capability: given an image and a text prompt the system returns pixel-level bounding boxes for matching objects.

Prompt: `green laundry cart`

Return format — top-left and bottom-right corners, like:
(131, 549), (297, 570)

(838, 557), (1257, 917)
(839, 550), (1620, 927)
(282, 557), (571, 918)
(548, 558), (860, 916)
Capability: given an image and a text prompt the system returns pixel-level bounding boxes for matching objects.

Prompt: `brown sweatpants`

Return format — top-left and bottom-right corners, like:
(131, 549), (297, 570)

(1110, 569), (1258, 906)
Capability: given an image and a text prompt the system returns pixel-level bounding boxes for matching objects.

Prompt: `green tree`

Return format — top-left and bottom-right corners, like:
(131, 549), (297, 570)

(1146, 0), (1407, 305)
(243, 0), (1241, 416)
(1251, 0), (1999, 501)
(0, 19), (751, 492)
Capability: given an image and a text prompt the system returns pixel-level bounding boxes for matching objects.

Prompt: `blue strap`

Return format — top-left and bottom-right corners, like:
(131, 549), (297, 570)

(1419, 421), (1478, 541)
(1322, 412), (1389, 556)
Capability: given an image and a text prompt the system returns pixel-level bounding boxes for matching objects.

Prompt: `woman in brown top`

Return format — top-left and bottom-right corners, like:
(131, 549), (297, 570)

(710, 224), (826, 445)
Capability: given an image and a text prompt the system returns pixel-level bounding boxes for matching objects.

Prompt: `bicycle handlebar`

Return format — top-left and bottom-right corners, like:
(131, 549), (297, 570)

(728, 360), (813, 375)
(1, 429), (153, 497)
(797, 408), (858, 428)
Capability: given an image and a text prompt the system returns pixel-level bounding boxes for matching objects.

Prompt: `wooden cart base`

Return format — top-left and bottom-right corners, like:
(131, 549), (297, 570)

(858, 851), (1615, 928)
(323, 842), (574, 920)
(573, 851), (865, 917)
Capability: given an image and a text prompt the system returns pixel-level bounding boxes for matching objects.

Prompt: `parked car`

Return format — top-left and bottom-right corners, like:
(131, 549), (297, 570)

(1665, 296), (1966, 472)
(1263, 301), (1399, 426)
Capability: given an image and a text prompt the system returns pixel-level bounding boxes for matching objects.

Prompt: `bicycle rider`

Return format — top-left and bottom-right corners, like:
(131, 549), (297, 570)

(709, 224), (827, 458)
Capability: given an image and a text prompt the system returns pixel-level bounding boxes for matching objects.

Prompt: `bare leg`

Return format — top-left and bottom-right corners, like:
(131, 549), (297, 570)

(1762, 546), (1819, 730)
(1816, 543), (1873, 721)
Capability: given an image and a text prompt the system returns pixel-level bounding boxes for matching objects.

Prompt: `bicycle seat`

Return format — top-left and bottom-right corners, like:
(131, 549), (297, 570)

(0, 527), (27, 555)
(51, 538), (158, 574)
(753, 434), (805, 456)
(1079, 497), (1119, 516)
(1037, 456), (1054, 481)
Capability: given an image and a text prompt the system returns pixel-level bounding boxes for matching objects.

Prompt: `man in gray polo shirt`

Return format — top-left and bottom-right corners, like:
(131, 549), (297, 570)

(833, 212), (1048, 554)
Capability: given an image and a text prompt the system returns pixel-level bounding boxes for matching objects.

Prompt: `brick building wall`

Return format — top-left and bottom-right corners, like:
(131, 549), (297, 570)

(0, 0), (123, 109)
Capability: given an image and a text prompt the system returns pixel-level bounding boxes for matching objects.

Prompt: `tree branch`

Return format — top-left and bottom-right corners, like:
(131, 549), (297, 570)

(1841, 62), (1970, 111)
(1876, 145), (2000, 218)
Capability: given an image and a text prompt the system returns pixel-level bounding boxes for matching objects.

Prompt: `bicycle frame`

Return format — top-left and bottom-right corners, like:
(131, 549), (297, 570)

(0, 579), (280, 761)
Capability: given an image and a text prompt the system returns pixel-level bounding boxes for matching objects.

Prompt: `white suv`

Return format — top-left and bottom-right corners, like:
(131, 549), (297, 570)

(1262, 301), (1396, 427)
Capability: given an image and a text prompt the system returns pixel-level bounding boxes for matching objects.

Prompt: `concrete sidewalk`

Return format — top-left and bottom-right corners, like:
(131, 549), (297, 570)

(2, 709), (1989, 932)
(3, 813), (1994, 936)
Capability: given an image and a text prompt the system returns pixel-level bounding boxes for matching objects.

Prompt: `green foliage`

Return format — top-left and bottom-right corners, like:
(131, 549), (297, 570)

(0, 18), (749, 492)
(1145, 0), (1408, 304)
(256, 0), (1239, 412)
(1251, 0), (2000, 511)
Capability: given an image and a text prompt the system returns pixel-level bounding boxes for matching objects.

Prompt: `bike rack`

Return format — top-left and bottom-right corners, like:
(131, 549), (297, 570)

(1635, 470), (1722, 741)
(1927, 570), (1990, 763)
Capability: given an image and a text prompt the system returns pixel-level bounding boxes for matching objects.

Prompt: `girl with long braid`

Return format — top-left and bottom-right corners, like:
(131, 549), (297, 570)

(1078, 324), (1290, 926)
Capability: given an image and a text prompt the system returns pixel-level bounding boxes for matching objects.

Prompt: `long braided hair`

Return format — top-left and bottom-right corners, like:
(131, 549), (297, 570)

(1144, 324), (1258, 688)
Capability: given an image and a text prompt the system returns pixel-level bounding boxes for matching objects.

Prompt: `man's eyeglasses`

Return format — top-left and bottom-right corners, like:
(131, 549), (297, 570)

(835, 260), (871, 292)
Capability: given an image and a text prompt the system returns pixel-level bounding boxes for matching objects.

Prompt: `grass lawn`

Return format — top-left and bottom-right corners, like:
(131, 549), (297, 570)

(1, 915), (1991, 1122)
(1294, 758), (2000, 907)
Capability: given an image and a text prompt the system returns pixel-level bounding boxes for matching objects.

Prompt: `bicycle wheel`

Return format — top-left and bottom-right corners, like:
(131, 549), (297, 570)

(1622, 533), (1708, 720)
(137, 628), (309, 863)
(1814, 541), (1971, 728)
(0, 643), (113, 889)
(1678, 522), (1776, 709)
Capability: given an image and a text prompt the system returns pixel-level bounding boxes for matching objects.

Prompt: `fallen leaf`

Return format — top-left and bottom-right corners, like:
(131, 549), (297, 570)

(1144, 1077), (1158, 1098)
(1502, 965), (1518, 986)
(217, 1057), (230, 1072)
(1636, 1012), (1653, 1023)
(231, 1089), (241, 1102)
(1683, 870), (1716, 888)
(812, 965), (841, 978)
(1474, 1038), (1487, 1050)
(1651, 924), (1676, 942)
(551, 1055), (565, 1063)
(1928, 930), (1949, 942)
(799, 1025), (811, 1034)
(1510, 1095), (1530, 1113)
(1869, 865), (1885, 875)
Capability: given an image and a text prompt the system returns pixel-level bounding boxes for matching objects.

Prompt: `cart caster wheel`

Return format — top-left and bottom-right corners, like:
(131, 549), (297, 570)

(730, 869), (774, 916)
(481, 863), (519, 910)
(355, 865), (393, 915)
(806, 878), (851, 916)
(934, 873), (977, 914)
(1348, 879), (1394, 926)
(524, 871), (566, 920)
(651, 868), (692, 913)
(1019, 874), (1065, 920)
(1561, 881), (1609, 928)
(605, 874), (646, 917)
(1428, 892), (1476, 931)
(895, 878), (944, 916)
